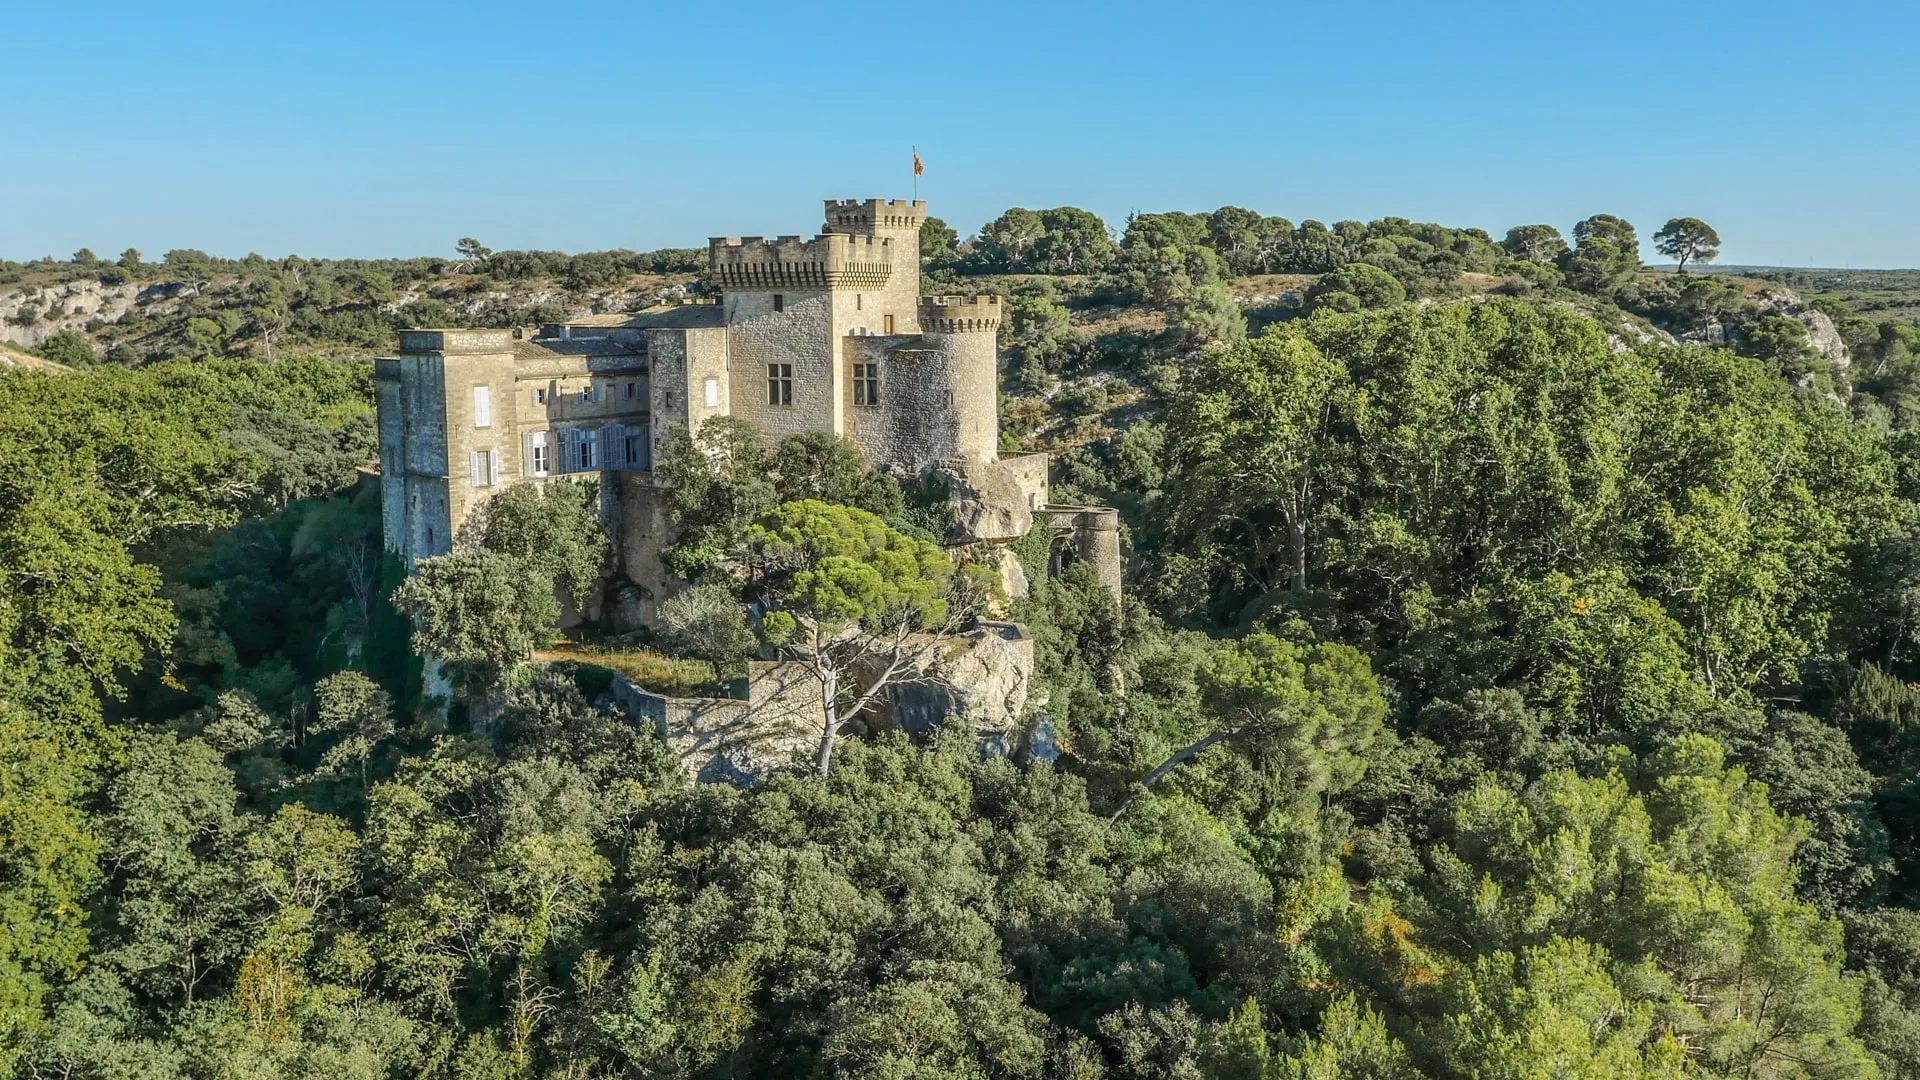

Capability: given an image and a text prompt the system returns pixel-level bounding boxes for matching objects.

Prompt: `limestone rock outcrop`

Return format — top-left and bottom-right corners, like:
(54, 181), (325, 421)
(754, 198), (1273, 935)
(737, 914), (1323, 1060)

(941, 458), (1035, 543)
(1759, 288), (1850, 369)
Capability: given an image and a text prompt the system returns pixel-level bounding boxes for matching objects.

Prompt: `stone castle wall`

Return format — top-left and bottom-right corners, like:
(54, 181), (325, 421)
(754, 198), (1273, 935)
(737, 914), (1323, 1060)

(723, 287), (839, 444)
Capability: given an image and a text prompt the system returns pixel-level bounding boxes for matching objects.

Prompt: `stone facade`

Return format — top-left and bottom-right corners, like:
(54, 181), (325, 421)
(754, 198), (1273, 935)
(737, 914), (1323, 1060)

(374, 195), (1123, 616)
(608, 660), (823, 784)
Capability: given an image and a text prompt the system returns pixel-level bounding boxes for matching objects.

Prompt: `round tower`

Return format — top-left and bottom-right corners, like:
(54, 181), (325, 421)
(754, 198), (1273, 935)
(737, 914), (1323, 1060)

(919, 295), (1002, 462)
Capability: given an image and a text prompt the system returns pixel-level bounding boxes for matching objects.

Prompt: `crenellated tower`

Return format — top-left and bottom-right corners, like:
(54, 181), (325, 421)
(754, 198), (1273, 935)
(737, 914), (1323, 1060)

(822, 198), (926, 334)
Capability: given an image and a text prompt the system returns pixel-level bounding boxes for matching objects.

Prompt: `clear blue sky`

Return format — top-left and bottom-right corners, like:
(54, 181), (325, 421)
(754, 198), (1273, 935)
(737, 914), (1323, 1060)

(7, 0), (1916, 267)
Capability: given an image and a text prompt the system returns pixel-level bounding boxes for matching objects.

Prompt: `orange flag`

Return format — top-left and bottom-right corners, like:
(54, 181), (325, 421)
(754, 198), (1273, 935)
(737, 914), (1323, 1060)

(912, 149), (924, 177)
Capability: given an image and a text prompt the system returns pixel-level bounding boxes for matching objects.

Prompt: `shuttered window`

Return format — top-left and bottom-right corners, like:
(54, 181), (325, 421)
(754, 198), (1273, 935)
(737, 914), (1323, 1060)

(468, 449), (498, 487)
(473, 385), (491, 427)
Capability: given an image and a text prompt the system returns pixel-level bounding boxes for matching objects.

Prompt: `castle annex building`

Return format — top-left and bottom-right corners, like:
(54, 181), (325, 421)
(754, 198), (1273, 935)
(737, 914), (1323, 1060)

(375, 197), (1119, 621)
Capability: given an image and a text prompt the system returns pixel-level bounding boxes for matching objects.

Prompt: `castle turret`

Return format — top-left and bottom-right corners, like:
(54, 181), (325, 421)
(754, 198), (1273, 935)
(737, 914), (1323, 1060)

(918, 295), (1001, 462)
(823, 198), (926, 334)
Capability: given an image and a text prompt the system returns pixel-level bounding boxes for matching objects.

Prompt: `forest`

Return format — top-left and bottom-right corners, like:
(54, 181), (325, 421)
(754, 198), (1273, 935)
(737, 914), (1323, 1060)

(8, 203), (1920, 1080)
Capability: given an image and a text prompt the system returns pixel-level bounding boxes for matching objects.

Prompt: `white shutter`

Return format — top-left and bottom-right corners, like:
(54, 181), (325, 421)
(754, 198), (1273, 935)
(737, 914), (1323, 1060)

(522, 432), (535, 477)
(488, 449), (500, 486)
(468, 450), (480, 487)
(611, 423), (627, 469)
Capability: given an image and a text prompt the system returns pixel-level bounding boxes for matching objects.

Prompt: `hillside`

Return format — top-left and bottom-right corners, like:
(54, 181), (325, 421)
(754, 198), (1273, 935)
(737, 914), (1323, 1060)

(16, 208), (1920, 1075)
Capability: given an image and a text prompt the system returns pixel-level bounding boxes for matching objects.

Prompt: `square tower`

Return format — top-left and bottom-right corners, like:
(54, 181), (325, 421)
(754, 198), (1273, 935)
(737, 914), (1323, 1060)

(823, 198), (926, 335)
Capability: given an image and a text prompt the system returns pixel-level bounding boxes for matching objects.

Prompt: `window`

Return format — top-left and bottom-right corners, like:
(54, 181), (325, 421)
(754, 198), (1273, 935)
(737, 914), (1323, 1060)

(883, 314), (894, 334)
(530, 431), (550, 476)
(767, 363), (792, 406)
(469, 449), (498, 487)
(855, 294), (863, 310)
(533, 387), (547, 405)
(580, 384), (594, 403)
(853, 362), (879, 407)
(625, 431), (646, 469)
(772, 294), (785, 313)
(577, 432), (597, 470)
(703, 376), (719, 408)
(665, 390), (674, 408)
(624, 382), (635, 400)
(472, 385), (491, 427)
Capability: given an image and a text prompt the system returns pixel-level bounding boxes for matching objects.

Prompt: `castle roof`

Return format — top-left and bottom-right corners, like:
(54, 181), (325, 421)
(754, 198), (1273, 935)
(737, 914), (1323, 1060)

(511, 337), (642, 361)
(620, 304), (727, 329)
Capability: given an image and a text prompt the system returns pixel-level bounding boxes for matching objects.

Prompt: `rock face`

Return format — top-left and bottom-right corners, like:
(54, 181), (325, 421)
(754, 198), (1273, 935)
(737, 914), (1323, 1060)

(1759, 288), (1850, 369)
(0, 280), (166, 348)
(868, 621), (1035, 758)
(1680, 319), (1729, 346)
(941, 458), (1036, 542)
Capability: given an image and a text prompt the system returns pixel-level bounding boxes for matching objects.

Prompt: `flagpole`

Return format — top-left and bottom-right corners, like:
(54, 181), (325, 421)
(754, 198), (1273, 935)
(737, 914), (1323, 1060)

(912, 145), (917, 201)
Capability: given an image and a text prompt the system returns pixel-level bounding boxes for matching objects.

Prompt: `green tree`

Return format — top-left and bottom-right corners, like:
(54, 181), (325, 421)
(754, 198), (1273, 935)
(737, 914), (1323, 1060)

(1501, 223), (1569, 264)
(658, 582), (756, 666)
(31, 330), (96, 367)
(1417, 736), (1875, 1079)
(1653, 216), (1721, 273)
(655, 417), (776, 581)
(746, 500), (967, 775)
(1031, 207), (1116, 274)
(920, 216), (959, 264)
(1166, 329), (1352, 598)
(481, 479), (609, 608)
(312, 670), (396, 794)
(769, 431), (903, 518)
(95, 733), (255, 1008)
(1560, 214), (1641, 294)
(1111, 633), (1385, 817)
(392, 550), (560, 673)
(1166, 282), (1246, 348)
(118, 247), (142, 271)
(456, 237), (493, 267)
(1304, 263), (1405, 312)
(162, 249), (214, 296)
(977, 208), (1046, 271)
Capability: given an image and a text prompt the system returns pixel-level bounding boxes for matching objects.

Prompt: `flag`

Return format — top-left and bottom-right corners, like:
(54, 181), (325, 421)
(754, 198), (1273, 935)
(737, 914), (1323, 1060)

(912, 149), (924, 177)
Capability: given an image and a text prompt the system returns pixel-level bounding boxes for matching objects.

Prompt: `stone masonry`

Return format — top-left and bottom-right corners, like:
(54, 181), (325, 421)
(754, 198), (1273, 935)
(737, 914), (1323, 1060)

(374, 195), (1123, 615)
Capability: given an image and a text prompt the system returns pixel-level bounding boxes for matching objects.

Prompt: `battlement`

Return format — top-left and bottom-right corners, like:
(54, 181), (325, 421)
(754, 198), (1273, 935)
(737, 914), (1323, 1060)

(824, 198), (928, 233)
(919, 294), (1003, 333)
(708, 232), (894, 291)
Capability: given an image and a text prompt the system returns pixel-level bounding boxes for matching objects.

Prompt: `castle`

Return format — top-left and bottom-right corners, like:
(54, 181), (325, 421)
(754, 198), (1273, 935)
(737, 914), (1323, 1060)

(374, 197), (1119, 625)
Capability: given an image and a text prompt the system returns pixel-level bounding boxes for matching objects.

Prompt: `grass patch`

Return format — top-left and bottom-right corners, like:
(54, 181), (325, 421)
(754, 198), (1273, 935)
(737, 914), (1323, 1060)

(539, 642), (743, 698)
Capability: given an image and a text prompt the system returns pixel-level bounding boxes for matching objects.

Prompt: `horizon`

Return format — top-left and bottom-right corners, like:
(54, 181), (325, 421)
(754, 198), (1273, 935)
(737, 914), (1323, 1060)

(7, 0), (1918, 269)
